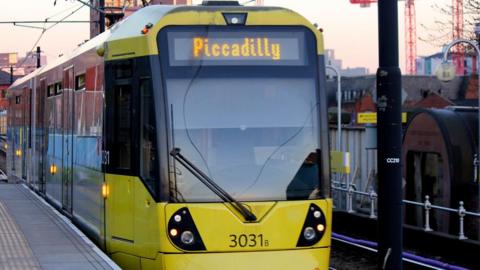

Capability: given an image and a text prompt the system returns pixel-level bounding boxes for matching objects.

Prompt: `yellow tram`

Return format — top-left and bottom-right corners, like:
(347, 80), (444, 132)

(7, 2), (332, 269)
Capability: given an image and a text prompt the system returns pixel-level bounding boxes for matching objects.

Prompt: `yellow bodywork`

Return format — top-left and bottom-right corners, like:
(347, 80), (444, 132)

(161, 248), (330, 270)
(104, 6), (331, 270)
(106, 7), (324, 61)
(105, 175), (332, 270)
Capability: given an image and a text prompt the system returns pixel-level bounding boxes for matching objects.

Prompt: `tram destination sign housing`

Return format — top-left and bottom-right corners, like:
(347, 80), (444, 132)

(167, 28), (307, 66)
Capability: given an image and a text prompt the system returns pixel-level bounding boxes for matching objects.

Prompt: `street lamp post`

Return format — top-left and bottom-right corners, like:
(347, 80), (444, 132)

(440, 39), (480, 182)
(326, 65), (342, 150)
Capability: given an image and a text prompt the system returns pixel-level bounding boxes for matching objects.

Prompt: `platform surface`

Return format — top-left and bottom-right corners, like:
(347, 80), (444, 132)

(0, 183), (119, 270)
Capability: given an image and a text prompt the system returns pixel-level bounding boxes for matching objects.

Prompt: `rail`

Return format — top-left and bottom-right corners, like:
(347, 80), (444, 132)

(332, 184), (480, 240)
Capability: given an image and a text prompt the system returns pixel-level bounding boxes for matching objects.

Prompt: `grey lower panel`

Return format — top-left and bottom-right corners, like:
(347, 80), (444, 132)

(45, 155), (62, 209)
(72, 135), (104, 245)
(72, 165), (104, 245)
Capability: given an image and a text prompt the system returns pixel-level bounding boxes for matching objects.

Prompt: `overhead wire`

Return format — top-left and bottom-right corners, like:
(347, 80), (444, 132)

(15, 4), (85, 68)
(45, 5), (84, 31)
(0, 4), (84, 26)
(16, 31), (46, 69)
(46, 3), (83, 21)
(12, 24), (45, 30)
(75, 0), (106, 14)
(0, 2), (81, 24)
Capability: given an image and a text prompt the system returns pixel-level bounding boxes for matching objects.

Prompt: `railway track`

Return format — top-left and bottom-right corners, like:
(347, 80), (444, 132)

(330, 233), (460, 270)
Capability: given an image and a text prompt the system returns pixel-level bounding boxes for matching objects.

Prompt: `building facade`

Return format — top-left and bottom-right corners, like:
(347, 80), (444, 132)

(0, 70), (16, 110)
(325, 49), (369, 77)
(90, 0), (192, 38)
(416, 51), (476, 76)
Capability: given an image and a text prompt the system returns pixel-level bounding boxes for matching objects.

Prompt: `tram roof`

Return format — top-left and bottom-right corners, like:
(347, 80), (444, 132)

(9, 29), (111, 90)
(9, 5), (178, 89)
(10, 4), (314, 90)
(106, 4), (287, 41)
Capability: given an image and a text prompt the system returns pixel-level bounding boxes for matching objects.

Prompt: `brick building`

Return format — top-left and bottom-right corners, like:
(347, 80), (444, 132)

(327, 75), (477, 125)
(0, 70), (16, 110)
(90, 0), (192, 38)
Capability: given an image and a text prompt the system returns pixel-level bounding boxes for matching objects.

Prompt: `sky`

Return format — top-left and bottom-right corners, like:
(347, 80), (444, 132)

(0, 0), (455, 73)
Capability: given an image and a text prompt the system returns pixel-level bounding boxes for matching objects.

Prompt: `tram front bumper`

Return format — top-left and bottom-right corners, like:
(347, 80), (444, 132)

(162, 247), (330, 270)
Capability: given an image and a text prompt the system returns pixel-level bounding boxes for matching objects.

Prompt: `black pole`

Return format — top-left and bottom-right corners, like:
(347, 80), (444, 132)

(10, 66), (13, 85)
(476, 23), (480, 74)
(377, 0), (403, 269)
(36, 46), (41, 68)
(99, 0), (105, 33)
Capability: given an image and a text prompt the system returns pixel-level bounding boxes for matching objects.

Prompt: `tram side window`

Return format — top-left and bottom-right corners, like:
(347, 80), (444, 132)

(47, 85), (55, 97)
(55, 82), (62, 95)
(140, 79), (158, 195)
(115, 61), (133, 79)
(113, 85), (132, 170)
(75, 74), (85, 91)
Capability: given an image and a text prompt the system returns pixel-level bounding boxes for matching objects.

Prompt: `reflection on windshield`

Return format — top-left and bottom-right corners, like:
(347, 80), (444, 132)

(168, 77), (320, 202)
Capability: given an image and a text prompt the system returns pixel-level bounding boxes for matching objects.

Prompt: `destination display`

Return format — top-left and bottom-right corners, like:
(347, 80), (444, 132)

(192, 38), (282, 60)
(167, 30), (307, 66)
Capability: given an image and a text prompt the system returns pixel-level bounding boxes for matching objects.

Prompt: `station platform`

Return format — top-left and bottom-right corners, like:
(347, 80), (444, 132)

(0, 183), (120, 270)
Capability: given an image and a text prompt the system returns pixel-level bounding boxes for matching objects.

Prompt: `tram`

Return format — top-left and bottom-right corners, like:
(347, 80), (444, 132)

(7, 2), (332, 269)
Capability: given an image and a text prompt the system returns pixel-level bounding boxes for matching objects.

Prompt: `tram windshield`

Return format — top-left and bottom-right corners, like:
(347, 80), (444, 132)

(160, 26), (322, 202)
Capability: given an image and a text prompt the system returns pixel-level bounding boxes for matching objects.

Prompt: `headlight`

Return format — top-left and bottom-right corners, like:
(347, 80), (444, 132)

(181, 231), (195, 245)
(169, 228), (178, 237)
(167, 207), (206, 251)
(296, 204), (327, 247)
(303, 227), (316, 241)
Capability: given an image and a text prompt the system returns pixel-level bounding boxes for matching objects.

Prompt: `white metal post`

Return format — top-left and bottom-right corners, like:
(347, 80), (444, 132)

(424, 195), (433, 232)
(458, 201), (468, 240)
(441, 39), (480, 185)
(326, 65), (342, 150)
(326, 65), (345, 209)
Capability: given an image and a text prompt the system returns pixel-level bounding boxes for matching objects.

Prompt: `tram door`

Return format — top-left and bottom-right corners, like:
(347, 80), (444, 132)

(105, 61), (136, 242)
(21, 88), (29, 180)
(38, 79), (47, 194)
(62, 67), (74, 213)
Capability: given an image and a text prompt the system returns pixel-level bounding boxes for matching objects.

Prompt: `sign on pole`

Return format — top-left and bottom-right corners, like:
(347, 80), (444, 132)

(357, 112), (407, 124)
(330, 151), (351, 174)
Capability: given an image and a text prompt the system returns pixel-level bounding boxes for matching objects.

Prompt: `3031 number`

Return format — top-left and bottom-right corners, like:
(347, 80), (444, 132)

(229, 234), (269, 248)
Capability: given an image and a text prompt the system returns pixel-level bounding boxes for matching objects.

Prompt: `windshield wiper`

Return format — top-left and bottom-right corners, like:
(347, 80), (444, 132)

(170, 148), (257, 222)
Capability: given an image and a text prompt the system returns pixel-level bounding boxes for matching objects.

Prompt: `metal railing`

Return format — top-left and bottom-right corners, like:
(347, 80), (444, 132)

(332, 184), (480, 240)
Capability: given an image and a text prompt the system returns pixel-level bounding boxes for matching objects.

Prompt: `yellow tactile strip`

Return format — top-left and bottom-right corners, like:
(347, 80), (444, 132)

(0, 201), (41, 270)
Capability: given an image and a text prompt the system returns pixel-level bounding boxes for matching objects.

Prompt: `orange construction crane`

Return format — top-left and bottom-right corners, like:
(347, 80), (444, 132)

(351, 0), (465, 75)
(452, 0), (464, 75)
(350, 0), (417, 75)
(405, 0), (416, 75)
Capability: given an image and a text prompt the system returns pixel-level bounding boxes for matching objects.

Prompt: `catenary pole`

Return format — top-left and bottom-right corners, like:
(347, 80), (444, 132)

(10, 66), (13, 85)
(36, 47), (41, 68)
(99, 0), (105, 33)
(377, 0), (403, 269)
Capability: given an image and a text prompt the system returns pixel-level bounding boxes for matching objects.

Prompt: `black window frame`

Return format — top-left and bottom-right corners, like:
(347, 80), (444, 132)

(75, 73), (86, 91)
(47, 84), (55, 97)
(113, 83), (134, 172)
(139, 77), (159, 196)
(157, 25), (327, 201)
(54, 82), (63, 95)
(105, 58), (160, 200)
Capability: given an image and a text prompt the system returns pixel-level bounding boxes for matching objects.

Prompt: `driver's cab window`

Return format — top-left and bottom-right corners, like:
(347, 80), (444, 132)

(140, 78), (158, 194)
